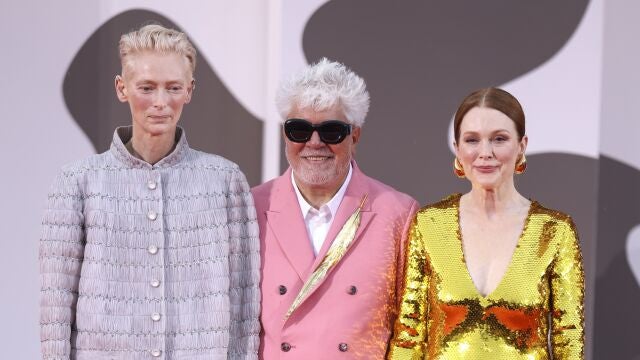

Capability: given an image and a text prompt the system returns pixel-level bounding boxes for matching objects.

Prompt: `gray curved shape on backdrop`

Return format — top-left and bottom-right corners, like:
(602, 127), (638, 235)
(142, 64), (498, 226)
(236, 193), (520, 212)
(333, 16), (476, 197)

(301, 0), (589, 204)
(593, 156), (640, 359)
(63, 9), (262, 185)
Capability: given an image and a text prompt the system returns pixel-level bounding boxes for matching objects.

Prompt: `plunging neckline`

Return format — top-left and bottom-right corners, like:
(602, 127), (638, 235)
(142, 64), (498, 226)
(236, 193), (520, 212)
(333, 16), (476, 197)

(454, 194), (536, 300)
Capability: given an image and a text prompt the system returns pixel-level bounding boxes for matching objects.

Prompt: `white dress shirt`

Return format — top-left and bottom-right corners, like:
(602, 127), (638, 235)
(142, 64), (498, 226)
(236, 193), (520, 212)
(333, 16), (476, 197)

(292, 164), (353, 255)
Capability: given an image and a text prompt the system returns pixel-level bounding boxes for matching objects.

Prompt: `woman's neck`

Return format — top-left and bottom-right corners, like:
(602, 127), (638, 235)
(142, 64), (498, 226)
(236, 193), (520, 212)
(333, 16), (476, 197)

(464, 182), (528, 219)
(129, 129), (176, 165)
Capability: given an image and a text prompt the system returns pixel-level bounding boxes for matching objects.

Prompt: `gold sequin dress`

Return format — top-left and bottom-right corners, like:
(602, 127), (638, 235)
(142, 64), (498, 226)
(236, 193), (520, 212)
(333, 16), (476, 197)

(388, 194), (584, 360)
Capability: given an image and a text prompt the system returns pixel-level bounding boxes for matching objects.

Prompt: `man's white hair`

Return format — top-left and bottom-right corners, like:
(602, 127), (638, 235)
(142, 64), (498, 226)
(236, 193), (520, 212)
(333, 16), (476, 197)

(276, 58), (370, 127)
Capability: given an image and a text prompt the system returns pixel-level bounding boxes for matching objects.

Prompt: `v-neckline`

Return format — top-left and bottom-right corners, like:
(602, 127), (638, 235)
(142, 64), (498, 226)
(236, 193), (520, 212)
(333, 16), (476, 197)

(454, 194), (536, 301)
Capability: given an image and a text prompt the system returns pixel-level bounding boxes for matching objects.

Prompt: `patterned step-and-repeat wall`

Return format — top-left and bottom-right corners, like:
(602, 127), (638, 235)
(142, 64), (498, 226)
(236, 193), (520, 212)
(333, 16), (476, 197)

(2, 1), (639, 358)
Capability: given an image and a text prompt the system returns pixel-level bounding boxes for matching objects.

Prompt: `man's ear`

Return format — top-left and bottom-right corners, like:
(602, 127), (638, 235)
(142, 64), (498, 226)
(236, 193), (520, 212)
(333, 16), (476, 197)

(349, 127), (361, 156)
(351, 126), (361, 145)
(114, 75), (128, 103)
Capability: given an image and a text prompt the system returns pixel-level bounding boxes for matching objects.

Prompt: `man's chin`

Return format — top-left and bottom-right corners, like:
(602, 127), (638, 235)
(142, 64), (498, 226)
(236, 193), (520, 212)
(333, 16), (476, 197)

(294, 168), (333, 185)
(294, 165), (352, 188)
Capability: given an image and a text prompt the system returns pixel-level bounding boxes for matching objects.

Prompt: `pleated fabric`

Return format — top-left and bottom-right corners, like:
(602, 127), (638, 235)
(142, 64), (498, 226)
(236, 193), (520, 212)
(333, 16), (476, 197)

(40, 126), (261, 360)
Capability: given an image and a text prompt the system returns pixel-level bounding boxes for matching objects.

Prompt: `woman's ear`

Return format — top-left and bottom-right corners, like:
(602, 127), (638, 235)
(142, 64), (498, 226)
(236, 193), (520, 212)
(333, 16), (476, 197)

(519, 135), (529, 154)
(184, 78), (195, 104)
(114, 75), (128, 102)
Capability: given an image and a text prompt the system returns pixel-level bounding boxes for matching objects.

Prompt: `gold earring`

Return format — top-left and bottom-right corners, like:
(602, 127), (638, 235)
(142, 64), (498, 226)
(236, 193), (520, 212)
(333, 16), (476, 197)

(515, 154), (527, 174)
(453, 158), (465, 178)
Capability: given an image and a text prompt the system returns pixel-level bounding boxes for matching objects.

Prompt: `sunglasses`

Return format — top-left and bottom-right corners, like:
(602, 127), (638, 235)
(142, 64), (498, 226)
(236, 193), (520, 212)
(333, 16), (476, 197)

(284, 119), (352, 144)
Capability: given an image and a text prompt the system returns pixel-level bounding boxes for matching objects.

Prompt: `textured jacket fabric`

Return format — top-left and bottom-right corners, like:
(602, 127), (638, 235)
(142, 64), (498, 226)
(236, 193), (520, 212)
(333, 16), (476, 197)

(39, 126), (261, 360)
(252, 163), (419, 359)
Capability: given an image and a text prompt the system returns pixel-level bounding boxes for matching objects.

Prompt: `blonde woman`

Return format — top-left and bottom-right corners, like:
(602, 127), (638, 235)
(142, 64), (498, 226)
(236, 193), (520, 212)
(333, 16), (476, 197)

(39, 24), (260, 359)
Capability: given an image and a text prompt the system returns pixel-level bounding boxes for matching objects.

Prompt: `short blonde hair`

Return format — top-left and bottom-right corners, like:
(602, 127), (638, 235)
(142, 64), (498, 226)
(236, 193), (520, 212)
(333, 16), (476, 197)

(119, 24), (196, 74)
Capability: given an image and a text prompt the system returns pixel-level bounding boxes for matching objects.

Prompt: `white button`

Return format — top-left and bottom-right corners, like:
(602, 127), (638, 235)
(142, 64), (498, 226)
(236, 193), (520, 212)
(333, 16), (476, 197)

(150, 279), (161, 288)
(147, 245), (158, 255)
(147, 180), (157, 190)
(150, 349), (162, 357)
(151, 312), (161, 321)
(147, 210), (158, 221)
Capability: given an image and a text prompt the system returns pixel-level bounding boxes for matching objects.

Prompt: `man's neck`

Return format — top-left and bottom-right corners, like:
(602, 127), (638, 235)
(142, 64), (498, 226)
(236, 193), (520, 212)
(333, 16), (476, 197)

(297, 185), (340, 209)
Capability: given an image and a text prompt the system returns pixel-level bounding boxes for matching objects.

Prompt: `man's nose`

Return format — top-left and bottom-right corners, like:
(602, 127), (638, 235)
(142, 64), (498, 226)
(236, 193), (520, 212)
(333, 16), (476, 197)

(306, 130), (324, 147)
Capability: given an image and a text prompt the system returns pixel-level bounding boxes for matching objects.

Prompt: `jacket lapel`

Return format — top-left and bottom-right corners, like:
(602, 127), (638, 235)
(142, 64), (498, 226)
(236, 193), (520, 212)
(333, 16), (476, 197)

(288, 163), (374, 319)
(312, 174), (373, 268)
(265, 168), (315, 282)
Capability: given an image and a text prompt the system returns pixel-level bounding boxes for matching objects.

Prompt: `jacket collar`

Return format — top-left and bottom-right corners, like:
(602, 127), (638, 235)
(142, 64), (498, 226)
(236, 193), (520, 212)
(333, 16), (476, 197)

(110, 125), (190, 169)
(265, 161), (373, 282)
(269, 162), (370, 212)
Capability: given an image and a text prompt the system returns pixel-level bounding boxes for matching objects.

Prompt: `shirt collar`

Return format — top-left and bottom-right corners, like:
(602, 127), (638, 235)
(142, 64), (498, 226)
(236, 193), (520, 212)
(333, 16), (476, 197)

(292, 163), (353, 219)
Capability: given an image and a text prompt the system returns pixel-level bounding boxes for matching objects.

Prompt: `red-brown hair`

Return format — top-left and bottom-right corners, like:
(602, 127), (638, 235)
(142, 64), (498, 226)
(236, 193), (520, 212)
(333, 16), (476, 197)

(453, 87), (525, 142)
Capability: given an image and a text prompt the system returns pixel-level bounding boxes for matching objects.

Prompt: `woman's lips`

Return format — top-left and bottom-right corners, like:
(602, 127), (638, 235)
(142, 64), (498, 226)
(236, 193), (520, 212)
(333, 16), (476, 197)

(475, 165), (498, 173)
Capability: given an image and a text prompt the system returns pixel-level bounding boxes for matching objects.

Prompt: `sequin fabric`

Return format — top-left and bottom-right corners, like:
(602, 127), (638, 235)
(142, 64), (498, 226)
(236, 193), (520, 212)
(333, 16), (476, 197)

(388, 194), (584, 359)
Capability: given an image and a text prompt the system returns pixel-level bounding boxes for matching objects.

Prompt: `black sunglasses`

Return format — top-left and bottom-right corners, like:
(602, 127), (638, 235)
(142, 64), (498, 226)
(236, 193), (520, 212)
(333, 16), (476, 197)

(284, 119), (352, 144)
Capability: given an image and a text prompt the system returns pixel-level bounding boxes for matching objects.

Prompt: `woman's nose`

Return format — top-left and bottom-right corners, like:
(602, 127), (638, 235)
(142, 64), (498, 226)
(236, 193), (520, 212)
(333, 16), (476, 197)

(478, 140), (494, 158)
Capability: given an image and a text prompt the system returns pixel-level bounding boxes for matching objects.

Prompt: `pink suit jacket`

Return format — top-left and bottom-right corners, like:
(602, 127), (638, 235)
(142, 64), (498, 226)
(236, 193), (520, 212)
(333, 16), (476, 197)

(252, 163), (419, 359)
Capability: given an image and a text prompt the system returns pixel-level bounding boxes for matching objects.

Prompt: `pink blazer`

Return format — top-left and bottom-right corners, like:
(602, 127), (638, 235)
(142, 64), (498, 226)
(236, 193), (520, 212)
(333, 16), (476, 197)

(252, 163), (419, 359)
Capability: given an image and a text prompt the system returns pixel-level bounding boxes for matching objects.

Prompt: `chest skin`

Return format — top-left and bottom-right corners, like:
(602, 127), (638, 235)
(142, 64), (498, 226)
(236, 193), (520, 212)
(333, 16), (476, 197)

(458, 203), (531, 297)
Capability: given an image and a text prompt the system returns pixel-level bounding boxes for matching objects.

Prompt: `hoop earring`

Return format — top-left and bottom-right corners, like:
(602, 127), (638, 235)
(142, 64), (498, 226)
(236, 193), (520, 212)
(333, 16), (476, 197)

(453, 158), (465, 178)
(515, 154), (527, 174)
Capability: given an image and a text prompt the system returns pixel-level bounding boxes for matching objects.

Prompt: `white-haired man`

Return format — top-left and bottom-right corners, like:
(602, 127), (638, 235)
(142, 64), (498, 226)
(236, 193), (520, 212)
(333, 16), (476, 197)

(39, 24), (260, 359)
(252, 59), (419, 359)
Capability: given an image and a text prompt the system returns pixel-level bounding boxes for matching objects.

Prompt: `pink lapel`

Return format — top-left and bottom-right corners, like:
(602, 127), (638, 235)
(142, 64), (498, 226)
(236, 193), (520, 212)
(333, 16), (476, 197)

(287, 163), (375, 320)
(265, 168), (315, 282)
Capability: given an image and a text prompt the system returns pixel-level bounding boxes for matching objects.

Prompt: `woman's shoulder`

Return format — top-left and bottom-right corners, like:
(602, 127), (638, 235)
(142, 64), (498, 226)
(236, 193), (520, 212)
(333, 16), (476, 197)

(529, 200), (580, 243)
(530, 200), (576, 227)
(414, 193), (461, 223)
(418, 193), (461, 213)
